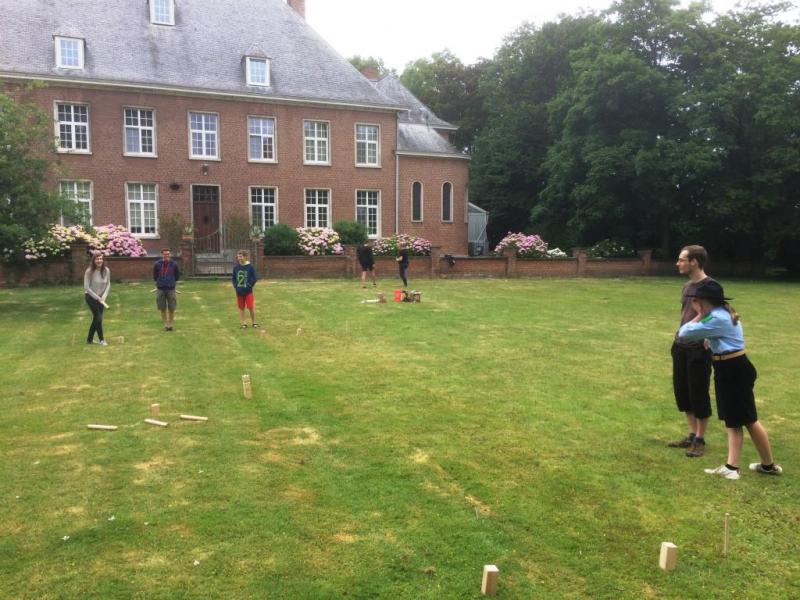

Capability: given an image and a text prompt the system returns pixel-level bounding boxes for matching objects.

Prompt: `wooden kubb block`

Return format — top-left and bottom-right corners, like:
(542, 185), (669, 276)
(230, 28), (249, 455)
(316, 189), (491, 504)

(659, 542), (677, 571)
(481, 564), (499, 596)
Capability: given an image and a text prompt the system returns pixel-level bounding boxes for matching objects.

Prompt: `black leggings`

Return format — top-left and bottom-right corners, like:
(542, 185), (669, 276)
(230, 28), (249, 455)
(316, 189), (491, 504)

(85, 294), (105, 343)
(399, 264), (408, 287)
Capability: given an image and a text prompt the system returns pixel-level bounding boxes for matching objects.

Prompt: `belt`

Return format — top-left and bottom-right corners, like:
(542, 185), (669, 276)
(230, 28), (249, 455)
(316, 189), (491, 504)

(712, 349), (746, 361)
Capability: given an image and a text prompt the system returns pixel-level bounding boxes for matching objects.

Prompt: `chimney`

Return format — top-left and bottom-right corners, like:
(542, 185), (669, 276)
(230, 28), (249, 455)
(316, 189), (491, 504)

(360, 66), (380, 81)
(287, 0), (305, 19)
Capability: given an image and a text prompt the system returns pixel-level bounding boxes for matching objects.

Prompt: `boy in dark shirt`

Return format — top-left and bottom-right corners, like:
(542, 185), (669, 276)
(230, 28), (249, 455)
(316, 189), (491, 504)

(356, 241), (377, 288)
(232, 249), (259, 329)
(396, 243), (409, 288)
(153, 248), (180, 331)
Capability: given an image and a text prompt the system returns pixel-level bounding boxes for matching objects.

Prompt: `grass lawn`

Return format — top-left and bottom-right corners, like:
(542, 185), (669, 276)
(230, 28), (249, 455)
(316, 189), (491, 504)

(1, 277), (798, 599)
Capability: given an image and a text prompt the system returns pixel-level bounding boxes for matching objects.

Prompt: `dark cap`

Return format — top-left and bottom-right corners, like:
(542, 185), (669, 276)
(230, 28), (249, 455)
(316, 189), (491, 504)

(687, 280), (732, 302)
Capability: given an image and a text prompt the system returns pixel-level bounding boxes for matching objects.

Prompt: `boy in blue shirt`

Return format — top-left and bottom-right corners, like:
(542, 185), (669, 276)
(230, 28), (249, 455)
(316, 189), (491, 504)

(677, 281), (782, 480)
(232, 250), (259, 329)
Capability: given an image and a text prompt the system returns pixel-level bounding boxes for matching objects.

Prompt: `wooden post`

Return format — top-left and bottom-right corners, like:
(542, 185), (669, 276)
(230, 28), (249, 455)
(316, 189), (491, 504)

(481, 565), (499, 596)
(144, 418), (168, 427)
(659, 542), (677, 571)
(242, 374), (252, 399)
(87, 424), (118, 431)
(151, 403), (160, 417)
(723, 513), (730, 557)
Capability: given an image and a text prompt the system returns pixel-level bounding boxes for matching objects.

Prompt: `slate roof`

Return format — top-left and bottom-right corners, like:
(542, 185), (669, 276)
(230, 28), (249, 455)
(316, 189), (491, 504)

(0, 0), (398, 109)
(373, 75), (466, 157)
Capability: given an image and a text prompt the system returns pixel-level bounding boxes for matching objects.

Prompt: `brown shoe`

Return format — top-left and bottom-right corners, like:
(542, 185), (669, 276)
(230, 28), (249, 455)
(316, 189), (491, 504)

(667, 436), (693, 448)
(686, 440), (706, 457)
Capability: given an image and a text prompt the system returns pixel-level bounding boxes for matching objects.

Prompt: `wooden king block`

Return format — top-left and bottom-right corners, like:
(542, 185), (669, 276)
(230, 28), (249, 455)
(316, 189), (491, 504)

(481, 564), (499, 596)
(144, 418), (168, 427)
(659, 542), (678, 571)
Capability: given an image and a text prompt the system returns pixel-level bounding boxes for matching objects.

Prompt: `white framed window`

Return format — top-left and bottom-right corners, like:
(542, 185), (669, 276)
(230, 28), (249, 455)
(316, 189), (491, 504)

(442, 181), (453, 222)
(355, 123), (380, 166)
(356, 190), (380, 238)
(189, 112), (219, 159)
(55, 103), (90, 153)
(126, 182), (158, 237)
(124, 107), (156, 156)
(248, 116), (276, 162)
(150, 0), (175, 25)
(250, 187), (278, 230)
(246, 57), (270, 86)
(55, 37), (84, 69)
(304, 188), (330, 227)
(411, 181), (423, 222)
(59, 180), (93, 225)
(303, 120), (330, 165)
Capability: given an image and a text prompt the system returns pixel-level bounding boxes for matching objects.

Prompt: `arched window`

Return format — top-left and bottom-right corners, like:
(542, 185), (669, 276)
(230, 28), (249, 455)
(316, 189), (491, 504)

(412, 181), (423, 221)
(441, 182), (452, 222)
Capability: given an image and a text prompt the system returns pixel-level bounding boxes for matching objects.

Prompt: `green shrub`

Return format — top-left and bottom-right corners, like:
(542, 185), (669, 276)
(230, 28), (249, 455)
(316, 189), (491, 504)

(333, 221), (368, 246)
(263, 223), (300, 255)
(586, 239), (637, 258)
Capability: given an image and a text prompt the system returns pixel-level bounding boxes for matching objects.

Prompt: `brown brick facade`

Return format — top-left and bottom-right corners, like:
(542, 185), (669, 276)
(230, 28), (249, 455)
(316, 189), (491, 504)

(11, 82), (470, 255)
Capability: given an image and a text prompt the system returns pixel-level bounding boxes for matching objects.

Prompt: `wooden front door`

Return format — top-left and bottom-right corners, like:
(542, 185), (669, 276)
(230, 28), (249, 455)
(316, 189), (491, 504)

(192, 185), (220, 252)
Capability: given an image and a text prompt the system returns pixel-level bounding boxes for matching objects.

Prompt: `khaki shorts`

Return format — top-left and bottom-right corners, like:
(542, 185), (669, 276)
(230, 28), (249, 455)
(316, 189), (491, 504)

(156, 288), (177, 311)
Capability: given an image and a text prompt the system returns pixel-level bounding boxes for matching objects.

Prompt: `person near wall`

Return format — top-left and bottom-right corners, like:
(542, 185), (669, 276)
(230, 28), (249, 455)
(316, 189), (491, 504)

(677, 280), (782, 480)
(396, 243), (409, 288)
(668, 245), (714, 457)
(232, 249), (259, 329)
(357, 240), (377, 288)
(153, 248), (180, 331)
(84, 252), (110, 346)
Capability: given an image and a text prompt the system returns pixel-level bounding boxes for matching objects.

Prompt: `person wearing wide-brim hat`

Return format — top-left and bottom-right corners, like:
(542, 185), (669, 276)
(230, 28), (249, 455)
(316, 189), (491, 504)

(677, 280), (782, 480)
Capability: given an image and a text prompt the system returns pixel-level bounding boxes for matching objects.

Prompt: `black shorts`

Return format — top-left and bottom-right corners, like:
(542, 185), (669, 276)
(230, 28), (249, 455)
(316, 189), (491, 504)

(713, 355), (758, 428)
(360, 263), (374, 272)
(671, 342), (712, 419)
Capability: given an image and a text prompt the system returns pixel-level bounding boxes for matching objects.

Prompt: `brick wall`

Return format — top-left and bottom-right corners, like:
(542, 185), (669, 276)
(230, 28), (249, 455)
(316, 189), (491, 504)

(397, 155), (470, 255)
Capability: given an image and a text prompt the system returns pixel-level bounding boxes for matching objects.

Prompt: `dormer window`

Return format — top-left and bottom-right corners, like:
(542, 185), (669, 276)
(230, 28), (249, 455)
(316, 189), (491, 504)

(55, 37), (84, 69)
(246, 57), (270, 87)
(150, 0), (175, 25)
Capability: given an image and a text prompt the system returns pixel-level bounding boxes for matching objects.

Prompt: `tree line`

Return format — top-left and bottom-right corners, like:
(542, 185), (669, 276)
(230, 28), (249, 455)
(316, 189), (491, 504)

(361, 0), (800, 270)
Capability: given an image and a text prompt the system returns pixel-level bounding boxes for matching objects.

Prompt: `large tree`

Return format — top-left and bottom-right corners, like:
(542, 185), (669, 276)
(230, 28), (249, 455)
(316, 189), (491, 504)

(0, 87), (72, 261)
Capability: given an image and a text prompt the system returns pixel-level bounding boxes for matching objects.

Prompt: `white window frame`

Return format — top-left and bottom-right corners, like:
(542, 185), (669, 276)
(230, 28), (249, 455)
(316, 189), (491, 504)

(441, 181), (453, 223)
(247, 116), (277, 163)
(355, 123), (380, 167)
(249, 186), (279, 231)
(411, 181), (423, 222)
(150, 0), (175, 25)
(126, 182), (159, 238)
(304, 188), (331, 228)
(54, 36), (84, 69)
(188, 111), (220, 160)
(59, 180), (93, 226)
(123, 107), (157, 157)
(356, 189), (380, 238)
(303, 120), (330, 165)
(54, 102), (91, 154)
(246, 57), (270, 87)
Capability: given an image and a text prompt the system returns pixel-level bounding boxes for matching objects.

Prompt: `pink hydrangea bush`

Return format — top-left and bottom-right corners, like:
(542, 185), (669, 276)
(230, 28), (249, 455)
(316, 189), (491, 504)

(296, 227), (344, 256)
(372, 234), (432, 256)
(493, 232), (566, 258)
(23, 224), (146, 261)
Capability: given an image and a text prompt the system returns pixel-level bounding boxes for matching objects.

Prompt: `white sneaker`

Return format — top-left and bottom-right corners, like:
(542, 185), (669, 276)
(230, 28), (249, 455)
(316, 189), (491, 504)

(704, 464), (740, 480)
(98, 340), (108, 346)
(749, 463), (783, 475)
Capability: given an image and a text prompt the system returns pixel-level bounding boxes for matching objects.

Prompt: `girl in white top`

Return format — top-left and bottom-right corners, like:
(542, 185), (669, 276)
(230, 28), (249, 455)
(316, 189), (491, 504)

(83, 253), (110, 345)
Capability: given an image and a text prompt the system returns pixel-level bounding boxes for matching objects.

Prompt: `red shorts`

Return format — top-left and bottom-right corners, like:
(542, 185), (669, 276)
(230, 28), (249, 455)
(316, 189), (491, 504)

(237, 293), (255, 310)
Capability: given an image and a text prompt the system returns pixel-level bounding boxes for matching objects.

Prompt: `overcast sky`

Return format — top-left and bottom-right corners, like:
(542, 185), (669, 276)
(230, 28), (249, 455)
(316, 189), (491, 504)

(306, 0), (799, 72)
